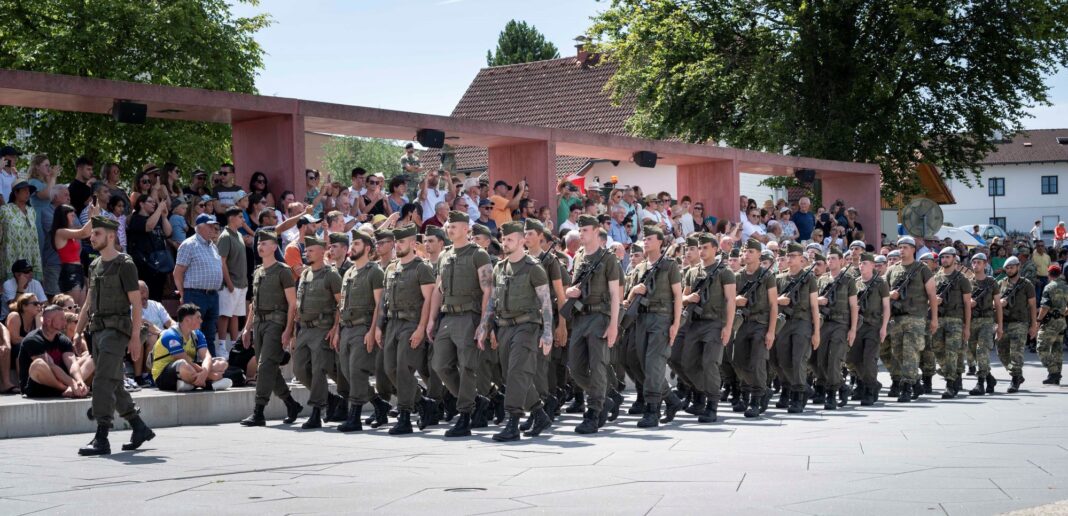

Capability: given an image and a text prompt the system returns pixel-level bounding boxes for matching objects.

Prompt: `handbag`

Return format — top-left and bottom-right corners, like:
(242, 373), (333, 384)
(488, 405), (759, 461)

(144, 248), (175, 274)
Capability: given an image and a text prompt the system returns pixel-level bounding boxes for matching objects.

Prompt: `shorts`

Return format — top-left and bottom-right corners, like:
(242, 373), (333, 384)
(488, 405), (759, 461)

(154, 361), (184, 391)
(218, 287), (248, 317)
(59, 263), (85, 292)
(228, 343), (255, 371)
(23, 379), (65, 398)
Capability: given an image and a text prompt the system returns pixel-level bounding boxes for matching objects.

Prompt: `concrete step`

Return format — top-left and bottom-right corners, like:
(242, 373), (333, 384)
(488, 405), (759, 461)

(0, 384), (314, 439)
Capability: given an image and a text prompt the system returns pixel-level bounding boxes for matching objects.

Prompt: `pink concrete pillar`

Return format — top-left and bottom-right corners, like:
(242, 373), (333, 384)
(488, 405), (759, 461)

(676, 160), (740, 224)
(819, 172), (882, 246)
(487, 140), (556, 219)
(232, 114), (306, 202)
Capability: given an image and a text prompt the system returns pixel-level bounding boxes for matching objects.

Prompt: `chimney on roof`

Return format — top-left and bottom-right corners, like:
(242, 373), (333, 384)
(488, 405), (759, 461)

(574, 35), (599, 68)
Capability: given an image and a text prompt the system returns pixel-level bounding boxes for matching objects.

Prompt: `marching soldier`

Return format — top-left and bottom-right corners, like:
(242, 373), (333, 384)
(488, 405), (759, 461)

(967, 253), (1001, 395)
(625, 225), (685, 427)
(997, 256), (1037, 393)
(771, 242), (818, 413)
(239, 230), (304, 427)
(523, 219), (570, 430)
(292, 235), (343, 429)
(731, 239), (778, 418)
(426, 211), (493, 438)
(815, 248), (857, 409)
(1038, 264), (1068, 385)
(472, 222), (505, 426)
(488, 222), (554, 441)
(334, 230), (385, 432)
(323, 232), (352, 422)
(668, 237), (702, 411)
(76, 216), (155, 456)
(563, 215), (621, 434)
(623, 242), (647, 415)
(918, 252), (939, 395)
(370, 228), (396, 423)
(931, 247), (971, 398)
(848, 253), (889, 406)
(381, 224), (436, 434)
(680, 233), (735, 422)
(885, 236), (938, 402)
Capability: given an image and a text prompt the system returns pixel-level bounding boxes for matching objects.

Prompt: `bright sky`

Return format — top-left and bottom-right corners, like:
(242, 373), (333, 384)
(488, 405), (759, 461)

(230, 0), (1068, 130)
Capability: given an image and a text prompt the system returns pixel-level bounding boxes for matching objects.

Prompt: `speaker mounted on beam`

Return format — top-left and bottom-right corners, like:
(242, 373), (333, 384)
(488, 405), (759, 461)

(794, 168), (816, 183)
(632, 150), (657, 168)
(112, 100), (147, 124)
(416, 129), (445, 149)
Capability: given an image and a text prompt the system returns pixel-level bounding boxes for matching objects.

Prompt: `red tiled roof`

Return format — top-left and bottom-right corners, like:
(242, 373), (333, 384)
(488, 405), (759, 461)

(981, 129), (1068, 165)
(420, 55), (635, 179)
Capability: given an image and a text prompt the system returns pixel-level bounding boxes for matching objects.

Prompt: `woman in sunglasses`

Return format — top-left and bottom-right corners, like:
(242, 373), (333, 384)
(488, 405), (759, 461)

(248, 171), (275, 210)
(129, 169), (157, 210)
(6, 293), (41, 358)
(356, 173), (389, 218)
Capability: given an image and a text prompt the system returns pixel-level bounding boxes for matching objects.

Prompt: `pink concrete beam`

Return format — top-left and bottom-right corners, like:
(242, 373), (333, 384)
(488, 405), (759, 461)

(677, 160), (741, 225)
(487, 141), (555, 222)
(819, 172), (882, 246)
(232, 114), (305, 203)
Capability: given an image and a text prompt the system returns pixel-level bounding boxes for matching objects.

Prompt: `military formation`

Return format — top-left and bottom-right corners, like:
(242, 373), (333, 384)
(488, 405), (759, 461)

(72, 212), (1068, 453)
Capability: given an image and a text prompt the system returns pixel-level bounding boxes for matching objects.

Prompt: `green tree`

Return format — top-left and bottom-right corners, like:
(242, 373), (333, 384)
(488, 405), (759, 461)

(486, 20), (560, 66)
(321, 136), (405, 187)
(589, 1), (1068, 200)
(0, 0), (270, 183)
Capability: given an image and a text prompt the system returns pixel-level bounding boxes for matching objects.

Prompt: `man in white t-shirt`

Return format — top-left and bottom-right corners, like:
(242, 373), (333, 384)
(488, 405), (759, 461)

(741, 208), (768, 243)
(674, 196), (696, 236)
(559, 203), (582, 233)
(0, 146), (22, 205)
(461, 177), (481, 222)
(419, 171), (451, 222)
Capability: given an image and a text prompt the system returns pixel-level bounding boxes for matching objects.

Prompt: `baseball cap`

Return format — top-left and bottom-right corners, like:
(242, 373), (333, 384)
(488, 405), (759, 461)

(0, 146), (22, 157)
(494, 180), (512, 191)
(10, 259), (32, 274)
(195, 214), (221, 226)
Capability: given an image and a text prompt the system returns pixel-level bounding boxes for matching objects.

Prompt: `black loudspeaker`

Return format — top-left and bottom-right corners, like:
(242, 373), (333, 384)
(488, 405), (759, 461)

(794, 168), (816, 183)
(112, 100), (147, 124)
(632, 150), (657, 168)
(416, 128), (445, 149)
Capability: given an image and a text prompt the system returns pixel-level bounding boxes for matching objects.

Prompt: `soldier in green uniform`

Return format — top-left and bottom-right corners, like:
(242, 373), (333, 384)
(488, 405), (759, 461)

(324, 232), (352, 422)
(931, 247), (972, 398)
(772, 242), (819, 413)
(1038, 264), (1068, 385)
(730, 239), (778, 418)
(679, 233), (735, 422)
(471, 222), (504, 426)
(426, 211), (493, 437)
(523, 219), (570, 430)
(292, 235), (343, 429)
(917, 252), (940, 395)
(623, 242), (647, 415)
(381, 224), (436, 434)
(370, 228), (396, 422)
(668, 237), (701, 410)
(997, 256), (1038, 393)
(626, 225), (685, 427)
(334, 230), (385, 432)
(720, 246), (743, 408)
(239, 230), (304, 427)
(815, 248), (858, 409)
(563, 215), (621, 434)
(1018, 246), (1038, 284)
(885, 236), (938, 402)
(76, 216), (155, 456)
(967, 253), (1001, 395)
(487, 222), (554, 441)
(849, 252), (889, 406)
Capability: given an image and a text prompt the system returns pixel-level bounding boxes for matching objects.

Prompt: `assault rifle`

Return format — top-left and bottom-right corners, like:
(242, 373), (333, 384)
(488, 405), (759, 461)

(934, 268), (963, 318)
(818, 264), (854, 320)
(777, 264), (817, 322)
(890, 262), (925, 316)
(561, 248), (608, 322)
(621, 252), (669, 330)
(681, 253), (727, 326)
(731, 264), (773, 340)
(971, 280), (991, 319)
(857, 275), (879, 319)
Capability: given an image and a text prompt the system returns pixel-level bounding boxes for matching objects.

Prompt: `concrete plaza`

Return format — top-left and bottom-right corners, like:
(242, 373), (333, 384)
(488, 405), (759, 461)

(2, 354), (1068, 515)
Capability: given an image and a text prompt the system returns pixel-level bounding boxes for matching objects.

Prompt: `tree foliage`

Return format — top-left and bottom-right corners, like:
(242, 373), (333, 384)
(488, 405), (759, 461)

(487, 19), (560, 66)
(321, 136), (405, 187)
(0, 0), (270, 183)
(588, 0), (1068, 200)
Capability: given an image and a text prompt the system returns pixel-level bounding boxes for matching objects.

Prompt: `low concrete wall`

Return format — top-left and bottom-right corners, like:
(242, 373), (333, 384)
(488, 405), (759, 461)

(0, 385), (312, 439)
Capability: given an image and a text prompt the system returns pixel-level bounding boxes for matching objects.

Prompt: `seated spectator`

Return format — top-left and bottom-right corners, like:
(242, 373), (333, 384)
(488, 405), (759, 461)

(559, 203), (582, 233)
(151, 304), (231, 392)
(225, 339), (258, 388)
(0, 321), (14, 393)
(421, 201), (448, 232)
(741, 207), (768, 243)
(2, 260), (47, 319)
(473, 199), (498, 236)
(18, 304), (90, 398)
(778, 208), (799, 241)
(7, 293), (41, 361)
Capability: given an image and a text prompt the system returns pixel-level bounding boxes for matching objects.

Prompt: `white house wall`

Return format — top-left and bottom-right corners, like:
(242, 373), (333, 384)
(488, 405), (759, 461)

(941, 162), (1068, 234)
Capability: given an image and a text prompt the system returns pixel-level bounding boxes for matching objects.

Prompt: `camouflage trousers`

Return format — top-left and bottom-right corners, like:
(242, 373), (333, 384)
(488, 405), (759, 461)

(1038, 318), (1066, 375)
(878, 330), (899, 380)
(920, 327), (936, 378)
(889, 315), (925, 381)
(996, 321), (1028, 377)
(968, 317), (995, 377)
(932, 317), (964, 383)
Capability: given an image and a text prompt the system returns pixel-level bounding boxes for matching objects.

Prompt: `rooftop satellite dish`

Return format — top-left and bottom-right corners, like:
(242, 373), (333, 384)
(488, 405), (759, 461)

(901, 197), (943, 238)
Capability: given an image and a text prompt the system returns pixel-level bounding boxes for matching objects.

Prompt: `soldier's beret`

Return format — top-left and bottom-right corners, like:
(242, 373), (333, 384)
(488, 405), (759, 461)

(1004, 256), (1021, 267)
(425, 226), (451, 246)
(447, 211), (469, 224)
(644, 225), (665, 239)
(351, 229), (374, 246)
(728, 248), (741, 258)
(685, 235), (700, 247)
(500, 221), (525, 236)
(472, 223), (493, 238)
(744, 238), (762, 251)
(91, 215), (119, 231)
(257, 230), (278, 243)
(785, 242), (804, 254)
(874, 255), (887, 264)
(524, 218), (546, 234)
(813, 252), (827, 262)
(919, 252), (935, 261)
(897, 236), (916, 247)
(971, 253), (988, 262)
(938, 246), (957, 257)
(697, 233), (718, 247)
(631, 243), (644, 254)
(849, 240), (866, 249)
(1017, 246), (1031, 256)
(374, 229), (395, 242)
(577, 214), (599, 228)
(887, 249), (901, 258)
(392, 224), (418, 240)
(860, 252), (875, 262)
(806, 243), (823, 252)
(760, 250), (775, 261)
(304, 235), (326, 248)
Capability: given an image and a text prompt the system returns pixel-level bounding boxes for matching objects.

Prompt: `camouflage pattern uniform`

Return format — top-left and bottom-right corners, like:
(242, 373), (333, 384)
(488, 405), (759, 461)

(885, 260), (934, 396)
(968, 275), (999, 380)
(1038, 276), (1068, 378)
(996, 275), (1035, 381)
(932, 266), (972, 391)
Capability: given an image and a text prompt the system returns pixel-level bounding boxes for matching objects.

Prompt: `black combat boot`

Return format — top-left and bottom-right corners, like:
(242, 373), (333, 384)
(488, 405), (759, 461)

(897, 381), (912, 403)
(600, 398), (615, 428)
(520, 411), (535, 432)
(1007, 375), (1023, 393)
(491, 392), (506, 425)
(120, 416), (155, 451)
(628, 389), (646, 415)
(607, 390), (623, 422)
(743, 392), (762, 418)
(565, 390), (586, 414)
(772, 376), (781, 394)
(326, 393), (347, 423)
(416, 396), (436, 430)
(493, 414), (522, 442)
(969, 376), (986, 396)
(775, 388), (790, 409)
(851, 383), (864, 401)
(986, 373), (997, 394)
(445, 412), (472, 438)
(78, 424), (111, 456)
(338, 404), (363, 432)
(838, 385), (852, 407)
(873, 382), (883, 403)
(240, 404), (267, 427)
(720, 382), (731, 402)
(301, 407), (323, 429)
(697, 399), (718, 423)
(282, 395), (304, 424)
(575, 409), (599, 434)
(544, 395), (560, 422)
(967, 365), (977, 376)
(887, 379), (901, 398)
(471, 395), (490, 428)
(860, 386), (876, 406)
(1042, 373), (1061, 385)
(389, 410), (414, 435)
(685, 392), (707, 415)
(637, 402), (661, 428)
(731, 391), (747, 413)
(787, 391), (804, 414)
(823, 387), (838, 410)
(812, 385), (826, 405)
(662, 391), (685, 423)
(941, 380), (958, 399)
(442, 392), (458, 422)
(911, 380), (922, 400)
(367, 397), (391, 428)
(524, 407), (552, 437)
(922, 375), (933, 394)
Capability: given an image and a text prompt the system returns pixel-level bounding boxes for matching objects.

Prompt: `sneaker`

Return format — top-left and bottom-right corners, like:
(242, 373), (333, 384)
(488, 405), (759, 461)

(139, 373), (155, 388)
(176, 380), (195, 392)
(210, 378), (233, 391)
(123, 377), (142, 392)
